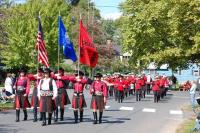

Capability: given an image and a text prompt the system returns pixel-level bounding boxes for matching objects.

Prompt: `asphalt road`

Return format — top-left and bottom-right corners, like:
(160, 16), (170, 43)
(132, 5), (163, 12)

(0, 90), (191, 133)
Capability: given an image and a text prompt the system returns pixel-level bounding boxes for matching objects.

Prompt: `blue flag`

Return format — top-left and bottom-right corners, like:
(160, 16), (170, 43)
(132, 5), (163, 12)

(58, 16), (77, 62)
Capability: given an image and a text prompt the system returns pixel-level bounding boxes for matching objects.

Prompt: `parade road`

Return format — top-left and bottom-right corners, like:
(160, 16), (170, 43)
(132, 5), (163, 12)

(0, 90), (190, 133)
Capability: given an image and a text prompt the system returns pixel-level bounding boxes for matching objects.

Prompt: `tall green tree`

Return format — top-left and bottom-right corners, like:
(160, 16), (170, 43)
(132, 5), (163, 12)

(1, 0), (73, 70)
(120, 0), (200, 70)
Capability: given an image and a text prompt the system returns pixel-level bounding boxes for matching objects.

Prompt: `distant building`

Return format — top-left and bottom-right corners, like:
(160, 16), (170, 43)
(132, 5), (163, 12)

(145, 63), (199, 83)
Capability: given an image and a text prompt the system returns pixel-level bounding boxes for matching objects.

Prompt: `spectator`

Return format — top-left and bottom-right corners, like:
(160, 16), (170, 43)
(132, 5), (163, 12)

(190, 80), (197, 111)
(3, 73), (14, 99)
(171, 74), (177, 89)
(196, 76), (200, 91)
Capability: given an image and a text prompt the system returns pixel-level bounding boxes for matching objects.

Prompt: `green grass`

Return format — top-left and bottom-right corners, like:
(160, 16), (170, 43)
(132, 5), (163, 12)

(0, 102), (13, 111)
(176, 118), (200, 133)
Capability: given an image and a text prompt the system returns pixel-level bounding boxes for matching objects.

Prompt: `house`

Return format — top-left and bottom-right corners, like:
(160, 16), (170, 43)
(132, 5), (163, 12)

(145, 63), (199, 83)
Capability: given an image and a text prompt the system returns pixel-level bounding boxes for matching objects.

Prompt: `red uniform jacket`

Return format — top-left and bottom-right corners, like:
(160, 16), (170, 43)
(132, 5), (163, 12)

(159, 78), (165, 88)
(14, 76), (30, 95)
(90, 80), (108, 97)
(71, 77), (87, 93)
(152, 80), (160, 91)
(123, 79), (130, 89)
(115, 80), (125, 91)
(140, 76), (147, 86)
(164, 79), (170, 88)
(28, 74), (43, 89)
(129, 76), (136, 84)
(54, 75), (73, 89)
(135, 79), (142, 90)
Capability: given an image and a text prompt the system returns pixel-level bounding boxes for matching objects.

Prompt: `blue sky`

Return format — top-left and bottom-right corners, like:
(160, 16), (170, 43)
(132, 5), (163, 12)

(14, 0), (124, 19)
(93, 0), (124, 19)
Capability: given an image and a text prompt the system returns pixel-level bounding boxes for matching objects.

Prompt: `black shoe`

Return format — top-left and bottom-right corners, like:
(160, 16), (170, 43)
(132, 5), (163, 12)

(54, 109), (58, 122)
(39, 113), (43, 121)
(74, 111), (78, 123)
(23, 110), (27, 121)
(42, 122), (46, 126)
(42, 113), (46, 126)
(93, 112), (97, 124)
(16, 110), (20, 122)
(99, 112), (103, 124)
(48, 113), (52, 125)
(80, 110), (83, 122)
(60, 109), (64, 121)
(60, 114), (64, 121)
(33, 108), (37, 122)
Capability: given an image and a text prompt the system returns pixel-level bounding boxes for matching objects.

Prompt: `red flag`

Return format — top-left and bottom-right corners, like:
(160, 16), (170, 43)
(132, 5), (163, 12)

(35, 17), (50, 68)
(79, 20), (98, 68)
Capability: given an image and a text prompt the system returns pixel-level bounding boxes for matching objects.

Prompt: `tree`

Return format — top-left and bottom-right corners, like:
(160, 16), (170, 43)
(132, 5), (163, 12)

(0, 0), (14, 45)
(1, 0), (122, 75)
(120, 0), (200, 70)
(1, 0), (74, 70)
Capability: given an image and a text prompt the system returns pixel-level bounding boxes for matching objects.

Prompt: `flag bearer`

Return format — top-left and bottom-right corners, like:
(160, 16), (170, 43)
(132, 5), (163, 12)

(71, 71), (87, 123)
(28, 68), (44, 122)
(53, 67), (71, 122)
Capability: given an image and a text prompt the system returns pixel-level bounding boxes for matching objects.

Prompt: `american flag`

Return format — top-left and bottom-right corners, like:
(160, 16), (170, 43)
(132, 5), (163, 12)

(35, 16), (49, 68)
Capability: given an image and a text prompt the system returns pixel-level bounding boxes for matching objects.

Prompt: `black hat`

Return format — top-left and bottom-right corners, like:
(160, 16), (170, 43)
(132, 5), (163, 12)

(59, 67), (64, 73)
(118, 75), (123, 78)
(38, 68), (44, 73)
(44, 68), (51, 74)
(75, 70), (84, 76)
(19, 68), (27, 73)
(94, 73), (103, 78)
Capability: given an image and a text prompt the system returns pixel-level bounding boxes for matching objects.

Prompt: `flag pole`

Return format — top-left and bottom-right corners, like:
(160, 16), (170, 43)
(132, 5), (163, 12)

(91, 2), (95, 78)
(78, 14), (82, 77)
(58, 11), (61, 74)
(87, 0), (90, 28)
(36, 12), (40, 85)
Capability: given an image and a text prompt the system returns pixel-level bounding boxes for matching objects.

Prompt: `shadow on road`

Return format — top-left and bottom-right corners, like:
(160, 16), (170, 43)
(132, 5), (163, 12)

(0, 124), (23, 133)
(122, 101), (136, 103)
(105, 109), (120, 112)
(102, 120), (125, 124)
(103, 117), (131, 124)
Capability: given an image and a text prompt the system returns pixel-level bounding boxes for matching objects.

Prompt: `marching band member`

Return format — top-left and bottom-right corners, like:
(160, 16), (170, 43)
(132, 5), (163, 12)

(13, 69), (30, 122)
(123, 76), (130, 98)
(141, 73), (147, 98)
(71, 71), (87, 123)
(114, 75), (125, 103)
(146, 74), (152, 94)
(164, 76), (170, 96)
(28, 68), (44, 122)
(152, 76), (160, 103)
(90, 73), (107, 124)
(53, 67), (71, 122)
(37, 68), (57, 126)
(135, 75), (142, 101)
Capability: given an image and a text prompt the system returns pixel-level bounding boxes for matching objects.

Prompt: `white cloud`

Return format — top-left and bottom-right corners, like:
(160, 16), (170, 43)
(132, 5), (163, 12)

(101, 12), (122, 20)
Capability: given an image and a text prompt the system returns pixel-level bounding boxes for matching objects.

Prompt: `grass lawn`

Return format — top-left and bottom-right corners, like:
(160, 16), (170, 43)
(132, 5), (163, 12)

(0, 102), (13, 111)
(176, 118), (200, 133)
(176, 105), (200, 133)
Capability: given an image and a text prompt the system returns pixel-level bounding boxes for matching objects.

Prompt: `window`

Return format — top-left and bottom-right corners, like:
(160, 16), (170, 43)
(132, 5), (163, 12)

(192, 70), (199, 76)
